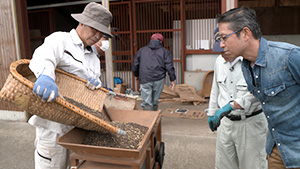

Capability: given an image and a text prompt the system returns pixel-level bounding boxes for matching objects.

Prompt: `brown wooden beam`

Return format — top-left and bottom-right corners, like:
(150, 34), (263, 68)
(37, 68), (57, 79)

(15, 0), (31, 59)
(180, 0), (186, 83)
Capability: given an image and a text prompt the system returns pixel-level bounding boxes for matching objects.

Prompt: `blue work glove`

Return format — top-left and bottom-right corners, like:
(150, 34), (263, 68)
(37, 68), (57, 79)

(86, 77), (102, 90)
(33, 75), (58, 102)
(208, 116), (217, 132)
(212, 103), (233, 130)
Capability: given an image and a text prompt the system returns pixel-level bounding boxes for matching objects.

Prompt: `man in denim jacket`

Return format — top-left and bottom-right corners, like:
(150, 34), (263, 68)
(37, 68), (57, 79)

(206, 27), (267, 169)
(218, 6), (300, 169)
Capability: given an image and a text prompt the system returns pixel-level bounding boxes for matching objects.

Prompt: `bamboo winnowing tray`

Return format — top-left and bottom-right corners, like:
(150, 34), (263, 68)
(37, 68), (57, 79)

(0, 59), (123, 134)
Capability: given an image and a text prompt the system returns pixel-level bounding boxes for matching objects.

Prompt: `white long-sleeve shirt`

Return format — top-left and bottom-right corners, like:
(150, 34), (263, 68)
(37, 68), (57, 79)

(28, 29), (101, 134)
(206, 55), (261, 116)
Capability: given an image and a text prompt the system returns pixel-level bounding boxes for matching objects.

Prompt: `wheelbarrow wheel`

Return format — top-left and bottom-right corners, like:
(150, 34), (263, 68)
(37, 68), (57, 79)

(155, 142), (165, 168)
(152, 161), (157, 169)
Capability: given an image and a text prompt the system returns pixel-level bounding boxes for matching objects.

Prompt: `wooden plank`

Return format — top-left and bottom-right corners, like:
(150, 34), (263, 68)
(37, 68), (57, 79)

(0, 0), (22, 111)
(160, 85), (179, 99)
(104, 95), (137, 111)
(158, 98), (182, 103)
(175, 84), (207, 102)
(78, 161), (132, 169)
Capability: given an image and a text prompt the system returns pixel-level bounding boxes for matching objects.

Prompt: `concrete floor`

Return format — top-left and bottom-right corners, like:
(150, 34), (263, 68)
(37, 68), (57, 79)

(0, 101), (216, 169)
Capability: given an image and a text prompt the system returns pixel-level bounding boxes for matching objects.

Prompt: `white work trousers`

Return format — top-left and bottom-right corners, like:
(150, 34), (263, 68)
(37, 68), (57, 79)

(215, 112), (268, 169)
(34, 127), (70, 169)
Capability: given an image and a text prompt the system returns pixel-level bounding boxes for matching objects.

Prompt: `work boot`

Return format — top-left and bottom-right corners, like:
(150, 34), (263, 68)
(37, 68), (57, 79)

(153, 104), (159, 111)
(143, 105), (153, 111)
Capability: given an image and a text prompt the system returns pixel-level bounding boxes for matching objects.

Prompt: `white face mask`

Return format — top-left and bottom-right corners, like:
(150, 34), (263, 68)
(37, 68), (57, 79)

(97, 40), (110, 51)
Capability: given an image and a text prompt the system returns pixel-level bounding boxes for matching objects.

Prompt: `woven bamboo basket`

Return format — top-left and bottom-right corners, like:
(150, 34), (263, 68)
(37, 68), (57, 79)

(0, 59), (123, 134)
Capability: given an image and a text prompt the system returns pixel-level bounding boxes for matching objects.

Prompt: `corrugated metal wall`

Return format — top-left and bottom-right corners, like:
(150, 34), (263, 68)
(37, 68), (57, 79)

(185, 0), (220, 50)
(0, 0), (22, 111)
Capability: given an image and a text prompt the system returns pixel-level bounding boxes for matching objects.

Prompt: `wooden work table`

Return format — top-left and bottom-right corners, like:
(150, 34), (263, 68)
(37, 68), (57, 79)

(58, 109), (162, 169)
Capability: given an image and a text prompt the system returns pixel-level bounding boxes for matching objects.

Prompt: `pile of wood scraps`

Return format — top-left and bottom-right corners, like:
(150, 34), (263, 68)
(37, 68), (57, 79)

(159, 84), (208, 105)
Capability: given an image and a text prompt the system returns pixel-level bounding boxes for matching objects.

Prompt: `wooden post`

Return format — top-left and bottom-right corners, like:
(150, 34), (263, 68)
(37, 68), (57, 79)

(180, 0), (186, 83)
(102, 0), (114, 89)
(15, 0), (31, 59)
(132, 0), (138, 91)
(221, 0), (227, 14)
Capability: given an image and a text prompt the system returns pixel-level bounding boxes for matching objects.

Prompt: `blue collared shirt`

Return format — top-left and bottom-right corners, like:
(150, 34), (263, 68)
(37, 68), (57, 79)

(242, 37), (300, 168)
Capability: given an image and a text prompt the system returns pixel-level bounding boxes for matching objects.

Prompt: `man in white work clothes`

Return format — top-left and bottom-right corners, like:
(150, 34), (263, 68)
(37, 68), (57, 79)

(28, 2), (113, 169)
(206, 27), (268, 169)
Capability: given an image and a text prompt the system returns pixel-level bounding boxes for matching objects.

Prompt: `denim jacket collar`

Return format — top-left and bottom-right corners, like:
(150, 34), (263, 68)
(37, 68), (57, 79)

(255, 37), (267, 67)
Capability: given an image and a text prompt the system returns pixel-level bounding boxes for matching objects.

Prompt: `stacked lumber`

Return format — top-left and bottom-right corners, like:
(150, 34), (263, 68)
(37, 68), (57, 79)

(159, 84), (208, 105)
(160, 85), (179, 99)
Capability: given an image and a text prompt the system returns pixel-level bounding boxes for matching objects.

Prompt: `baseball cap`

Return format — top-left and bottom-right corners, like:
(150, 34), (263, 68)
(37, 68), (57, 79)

(71, 2), (113, 38)
(151, 33), (164, 42)
(212, 27), (224, 52)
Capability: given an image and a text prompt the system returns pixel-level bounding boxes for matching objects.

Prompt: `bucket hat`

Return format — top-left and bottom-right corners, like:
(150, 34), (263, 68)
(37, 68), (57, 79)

(151, 33), (164, 42)
(71, 2), (113, 38)
(212, 27), (224, 52)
